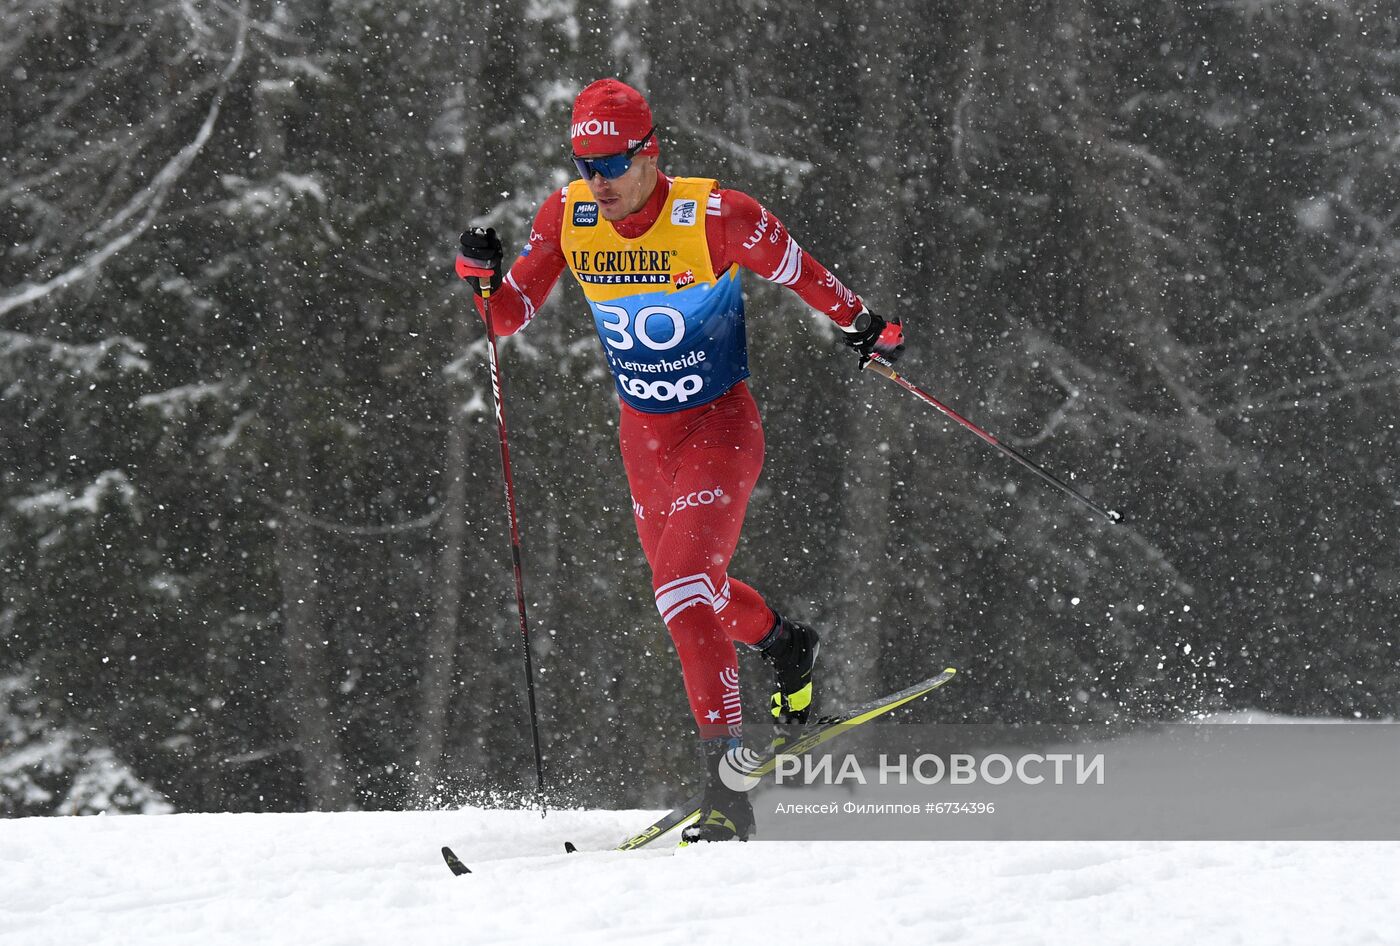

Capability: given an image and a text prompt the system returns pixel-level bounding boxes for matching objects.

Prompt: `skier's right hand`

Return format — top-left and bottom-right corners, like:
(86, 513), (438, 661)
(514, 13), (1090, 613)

(456, 226), (504, 295)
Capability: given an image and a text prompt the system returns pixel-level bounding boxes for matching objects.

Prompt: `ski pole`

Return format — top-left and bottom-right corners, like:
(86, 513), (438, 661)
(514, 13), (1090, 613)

(862, 353), (1123, 523)
(462, 264), (548, 812)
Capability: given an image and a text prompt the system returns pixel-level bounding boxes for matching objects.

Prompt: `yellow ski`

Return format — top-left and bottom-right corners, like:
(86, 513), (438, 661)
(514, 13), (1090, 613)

(617, 667), (958, 851)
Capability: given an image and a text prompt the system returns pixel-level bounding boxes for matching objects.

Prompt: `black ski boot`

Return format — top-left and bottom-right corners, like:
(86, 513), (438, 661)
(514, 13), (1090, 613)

(680, 738), (756, 844)
(756, 613), (821, 724)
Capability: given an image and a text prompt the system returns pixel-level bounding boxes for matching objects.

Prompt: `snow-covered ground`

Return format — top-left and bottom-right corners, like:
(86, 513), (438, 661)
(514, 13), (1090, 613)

(2, 806), (1396, 946)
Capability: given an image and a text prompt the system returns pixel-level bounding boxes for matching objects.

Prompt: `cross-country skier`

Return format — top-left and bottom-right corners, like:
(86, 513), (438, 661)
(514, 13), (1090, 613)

(456, 78), (905, 842)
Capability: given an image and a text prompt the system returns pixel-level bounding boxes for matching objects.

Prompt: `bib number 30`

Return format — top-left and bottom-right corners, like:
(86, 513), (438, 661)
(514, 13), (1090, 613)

(596, 303), (686, 351)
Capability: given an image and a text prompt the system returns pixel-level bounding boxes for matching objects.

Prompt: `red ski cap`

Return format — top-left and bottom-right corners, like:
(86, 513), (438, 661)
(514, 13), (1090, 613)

(570, 78), (658, 157)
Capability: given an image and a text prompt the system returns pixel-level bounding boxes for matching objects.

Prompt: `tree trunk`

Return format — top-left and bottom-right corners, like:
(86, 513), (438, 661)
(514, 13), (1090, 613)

(252, 49), (353, 812)
(832, 0), (910, 705)
(274, 475), (354, 810)
(416, 7), (494, 796)
(413, 331), (470, 798)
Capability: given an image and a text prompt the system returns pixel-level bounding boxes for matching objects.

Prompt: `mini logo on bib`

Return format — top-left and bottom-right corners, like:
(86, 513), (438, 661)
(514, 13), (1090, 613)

(671, 199), (698, 226)
(573, 202), (599, 227)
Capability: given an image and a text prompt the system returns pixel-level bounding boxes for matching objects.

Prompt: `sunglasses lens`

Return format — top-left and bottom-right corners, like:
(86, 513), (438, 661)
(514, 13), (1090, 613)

(572, 128), (653, 180)
(574, 152), (632, 180)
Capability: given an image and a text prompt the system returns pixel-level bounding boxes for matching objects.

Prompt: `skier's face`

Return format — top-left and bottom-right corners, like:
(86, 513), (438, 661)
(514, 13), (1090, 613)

(582, 153), (658, 221)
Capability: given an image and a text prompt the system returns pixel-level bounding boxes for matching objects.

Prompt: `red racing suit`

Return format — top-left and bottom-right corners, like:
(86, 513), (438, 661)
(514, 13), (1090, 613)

(476, 172), (865, 738)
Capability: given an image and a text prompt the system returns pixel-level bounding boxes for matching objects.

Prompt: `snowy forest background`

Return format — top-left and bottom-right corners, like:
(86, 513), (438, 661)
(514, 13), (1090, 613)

(3, 0), (1398, 816)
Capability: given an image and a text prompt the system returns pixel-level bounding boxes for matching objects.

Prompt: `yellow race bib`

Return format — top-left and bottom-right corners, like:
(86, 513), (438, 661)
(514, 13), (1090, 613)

(561, 177), (747, 412)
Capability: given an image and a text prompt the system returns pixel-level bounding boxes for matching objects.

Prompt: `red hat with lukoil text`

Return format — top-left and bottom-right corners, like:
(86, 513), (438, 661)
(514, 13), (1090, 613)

(570, 79), (658, 157)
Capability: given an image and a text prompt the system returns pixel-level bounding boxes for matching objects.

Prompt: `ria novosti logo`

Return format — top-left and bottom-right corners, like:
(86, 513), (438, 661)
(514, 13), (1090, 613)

(718, 745), (766, 793)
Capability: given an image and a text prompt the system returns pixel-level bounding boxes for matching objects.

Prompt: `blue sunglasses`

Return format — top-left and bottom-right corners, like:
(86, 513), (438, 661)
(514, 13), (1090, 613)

(572, 128), (655, 180)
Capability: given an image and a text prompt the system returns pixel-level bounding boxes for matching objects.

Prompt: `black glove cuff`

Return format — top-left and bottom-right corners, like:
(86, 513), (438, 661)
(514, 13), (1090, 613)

(842, 310), (884, 354)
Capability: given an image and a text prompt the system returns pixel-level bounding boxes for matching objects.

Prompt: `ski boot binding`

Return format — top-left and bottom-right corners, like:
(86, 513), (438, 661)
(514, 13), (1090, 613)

(680, 738), (756, 844)
(758, 613), (821, 724)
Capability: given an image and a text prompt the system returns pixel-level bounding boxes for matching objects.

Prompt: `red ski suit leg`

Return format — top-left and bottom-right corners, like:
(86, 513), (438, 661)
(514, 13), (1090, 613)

(619, 382), (776, 739)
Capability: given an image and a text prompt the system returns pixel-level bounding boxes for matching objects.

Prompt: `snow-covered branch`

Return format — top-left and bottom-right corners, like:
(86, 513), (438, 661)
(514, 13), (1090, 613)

(0, 3), (250, 321)
(685, 124), (815, 179)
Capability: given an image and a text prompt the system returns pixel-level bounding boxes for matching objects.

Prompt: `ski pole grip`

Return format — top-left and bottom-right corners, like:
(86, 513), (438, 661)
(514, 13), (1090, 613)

(862, 354), (899, 380)
(455, 253), (496, 301)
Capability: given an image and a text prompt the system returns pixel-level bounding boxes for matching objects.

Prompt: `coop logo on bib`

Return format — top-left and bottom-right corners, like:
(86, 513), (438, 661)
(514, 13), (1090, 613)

(618, 372), (704, 404)
(573, 202), (599, 227)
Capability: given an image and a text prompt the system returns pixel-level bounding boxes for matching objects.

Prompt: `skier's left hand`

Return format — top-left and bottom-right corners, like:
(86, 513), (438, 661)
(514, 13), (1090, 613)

(841, 308), (905, 366)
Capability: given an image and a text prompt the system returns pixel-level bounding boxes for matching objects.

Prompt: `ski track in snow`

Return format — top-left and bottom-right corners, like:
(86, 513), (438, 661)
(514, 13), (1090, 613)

(1, 809), (1396, 945)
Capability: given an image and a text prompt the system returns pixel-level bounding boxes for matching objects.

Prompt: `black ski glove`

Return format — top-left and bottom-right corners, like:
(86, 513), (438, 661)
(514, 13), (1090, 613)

(456, 226), (504, 295)
(841, 309), (905, 366)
